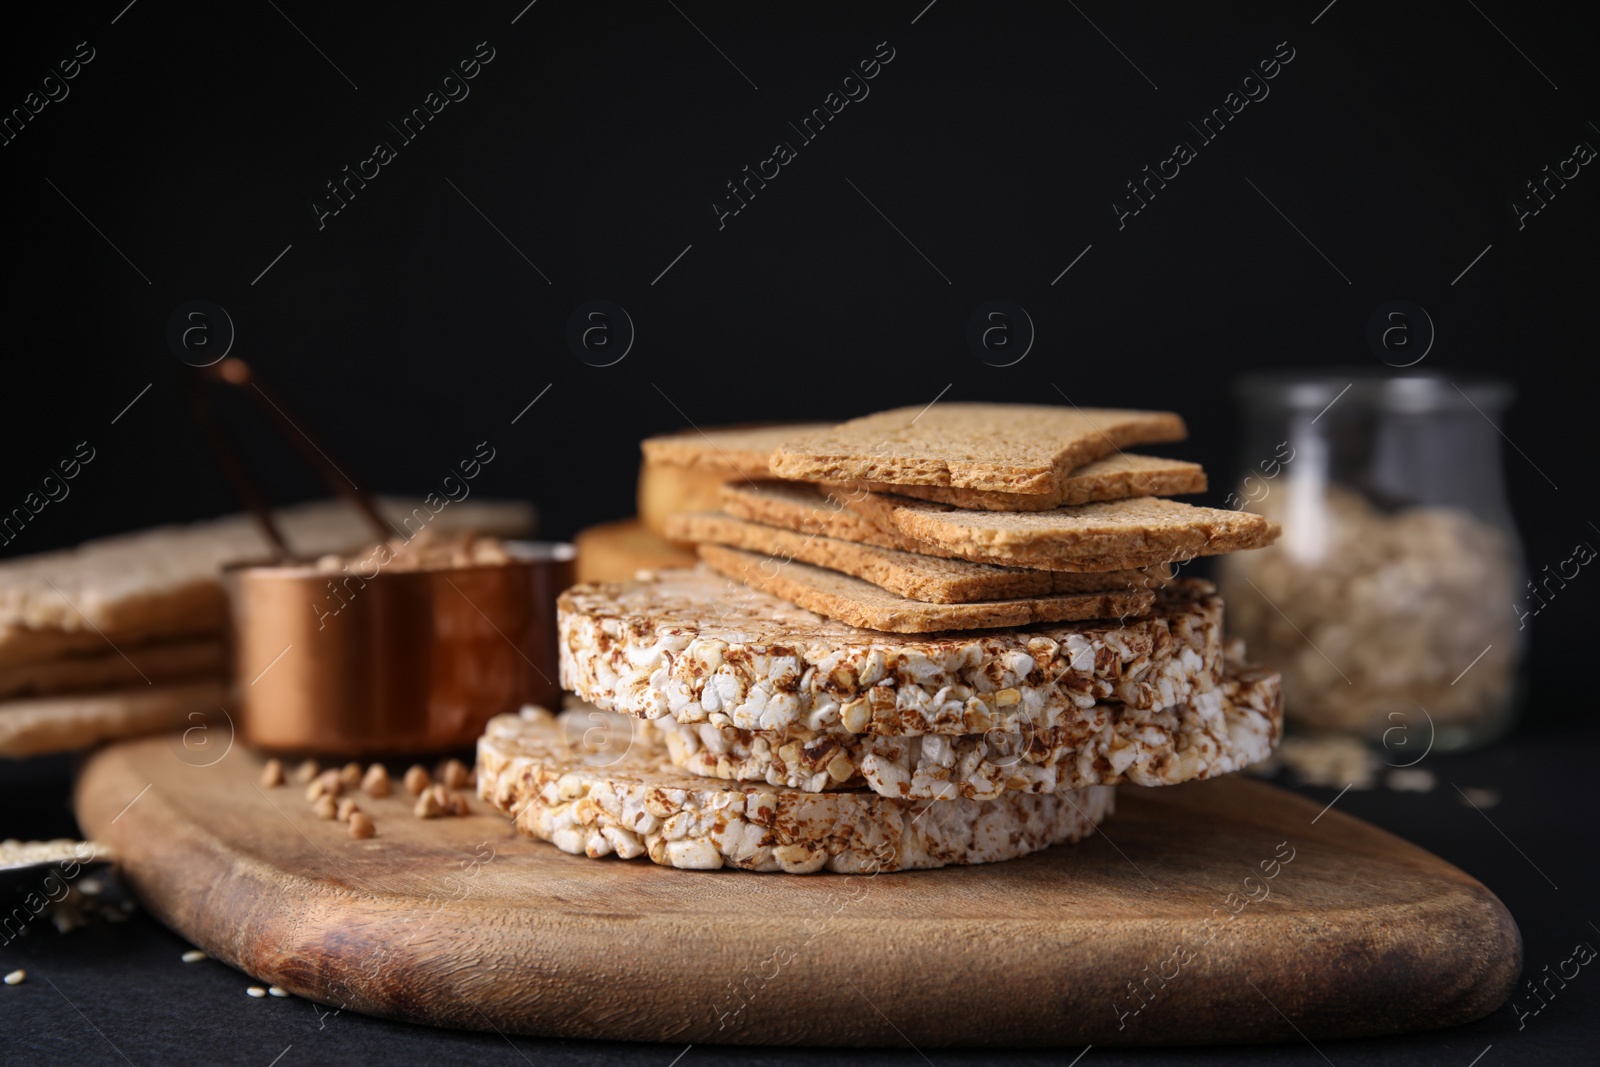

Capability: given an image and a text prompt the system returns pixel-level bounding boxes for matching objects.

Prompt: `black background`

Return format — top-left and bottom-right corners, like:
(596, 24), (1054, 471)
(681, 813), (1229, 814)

(2, 1), (1597, 1062)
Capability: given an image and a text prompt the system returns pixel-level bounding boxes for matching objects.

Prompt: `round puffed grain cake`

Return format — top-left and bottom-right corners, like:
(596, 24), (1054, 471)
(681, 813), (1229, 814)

(476, 707), (1114, 873)
(558, 567), (1223, 738)
(648, 661), (1282, 799)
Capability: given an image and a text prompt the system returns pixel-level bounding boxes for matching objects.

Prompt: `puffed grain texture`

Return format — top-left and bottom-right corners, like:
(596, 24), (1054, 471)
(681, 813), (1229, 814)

(475, 706), (1114, 873)
(556, 567), (1224, 737)
(648, 660), (1282, 798)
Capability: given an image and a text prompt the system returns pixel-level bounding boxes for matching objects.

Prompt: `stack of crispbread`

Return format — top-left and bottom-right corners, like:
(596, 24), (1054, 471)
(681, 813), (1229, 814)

(0, 497), (534, 757)
(650, 405), (1277, 631)
(477, 404), (1285, 875)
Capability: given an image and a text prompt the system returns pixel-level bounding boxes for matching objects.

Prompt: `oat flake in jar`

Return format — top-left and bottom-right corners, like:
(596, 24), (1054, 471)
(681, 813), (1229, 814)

(1217, 371), (1525, 751)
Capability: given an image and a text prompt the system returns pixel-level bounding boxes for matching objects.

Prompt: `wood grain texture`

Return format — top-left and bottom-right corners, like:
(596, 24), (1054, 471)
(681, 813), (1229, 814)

(76, 736), (1519, 1047)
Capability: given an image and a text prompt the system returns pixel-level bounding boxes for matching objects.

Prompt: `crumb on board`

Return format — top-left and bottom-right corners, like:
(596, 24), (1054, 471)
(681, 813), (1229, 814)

(260, 758), (284, 787)
(1386, 768), (1436, 793)
(361, 764), (391, 797)
(403, 765), (431, 796)
(1273, 734), (1379, 790)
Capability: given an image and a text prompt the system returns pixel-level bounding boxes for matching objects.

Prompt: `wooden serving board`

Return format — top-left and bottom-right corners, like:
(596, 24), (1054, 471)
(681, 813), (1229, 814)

(76, 736), (1519, 1047)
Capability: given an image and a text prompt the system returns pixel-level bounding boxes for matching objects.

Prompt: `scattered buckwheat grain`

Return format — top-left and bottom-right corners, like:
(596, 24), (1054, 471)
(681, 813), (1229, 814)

(361, 764), (391, 797)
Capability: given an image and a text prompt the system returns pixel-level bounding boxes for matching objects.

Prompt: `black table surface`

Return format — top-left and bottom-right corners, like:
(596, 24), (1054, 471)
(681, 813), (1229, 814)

(2, 711), (1595, 1067)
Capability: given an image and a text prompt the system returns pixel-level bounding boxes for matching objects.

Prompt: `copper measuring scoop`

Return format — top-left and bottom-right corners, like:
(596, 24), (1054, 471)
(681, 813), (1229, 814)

(188, 358), (572, 756)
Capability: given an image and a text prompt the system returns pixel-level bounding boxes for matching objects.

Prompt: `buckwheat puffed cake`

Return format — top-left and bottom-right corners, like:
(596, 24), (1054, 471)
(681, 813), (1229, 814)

(557, 568), (1223, 737)
(769, 403), (1187, 495)
(664, 511), (1169, 602)
(476, 706), (1114, 873)
(646, 660), (1282, 799)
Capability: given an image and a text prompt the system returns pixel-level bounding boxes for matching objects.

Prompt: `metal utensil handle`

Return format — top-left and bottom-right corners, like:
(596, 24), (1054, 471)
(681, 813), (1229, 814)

(184, 357), (391, 561)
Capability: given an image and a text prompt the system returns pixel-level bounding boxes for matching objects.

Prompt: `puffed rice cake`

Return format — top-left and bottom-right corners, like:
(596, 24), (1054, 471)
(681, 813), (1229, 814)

(476, 706), (1114, 873)
(557, 567), (1223, 737)
(646, 660), (1281, 799)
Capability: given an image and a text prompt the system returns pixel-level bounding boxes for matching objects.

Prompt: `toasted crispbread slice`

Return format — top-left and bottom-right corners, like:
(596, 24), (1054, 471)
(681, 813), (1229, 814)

(558, 568), (1224, 734)
(639, 423), (833, 478)
(769, 403), (1186, 495)
(884, 496), (1280, 568)
(652, 661), (1282, 798)
(854, 454), (1206, 511)
(697, 544), (1154, 633)
(0, 681), (226, 759)
(719, 481), (960, 558)
(475, 705), (1114, 873)
(637, 461), (728, 540)
(0, 638), (221, 700)
(722, 481), (1272, 573)
(664, 511), (1169, 603)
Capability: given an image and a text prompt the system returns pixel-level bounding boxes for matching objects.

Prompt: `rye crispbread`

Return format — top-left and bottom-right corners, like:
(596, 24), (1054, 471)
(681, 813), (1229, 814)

(856, 453), (1206, 511)
(558, 568), (1224, 735)
(0, 680), (225, 759)
(664, 511), (1169, 602)
(637, 462), (728, 539)
(721, 481), (1273, 572)
(0, 638), (221, 700)
(719, 481), (959, 557)
(475, 705), (1113, 873)
(769, 403), (1186, 495)
(640, 423), (833, 478)
(697, 544), (1153, 632)
(651, 660), (1282, 798)
(884, 496), (1280, 568)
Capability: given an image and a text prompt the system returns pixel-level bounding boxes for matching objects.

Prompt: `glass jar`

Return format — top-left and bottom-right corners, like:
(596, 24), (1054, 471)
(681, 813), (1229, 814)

(1216, 370), (1525, 751)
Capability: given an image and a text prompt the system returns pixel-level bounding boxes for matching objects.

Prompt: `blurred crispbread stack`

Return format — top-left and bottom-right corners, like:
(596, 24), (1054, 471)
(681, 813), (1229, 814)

(0, 497), (533, 757)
